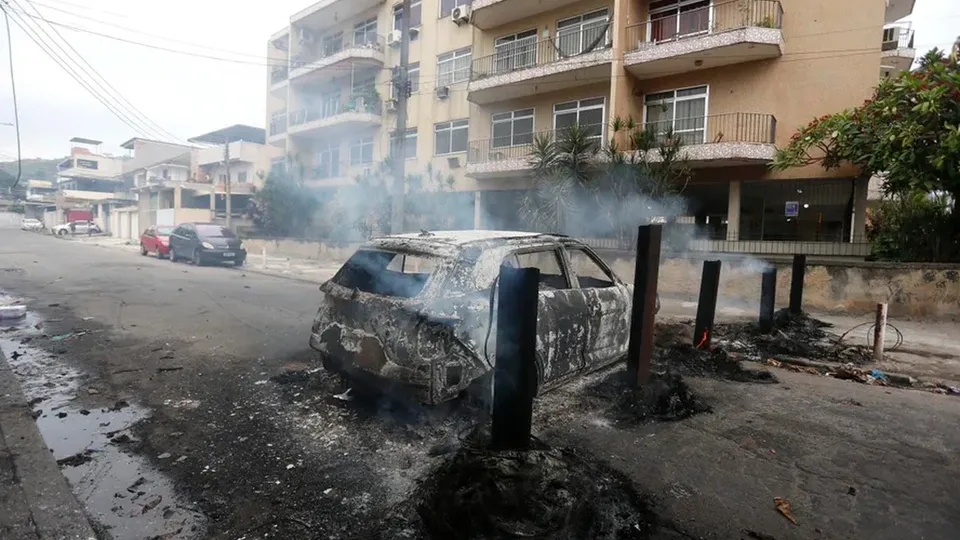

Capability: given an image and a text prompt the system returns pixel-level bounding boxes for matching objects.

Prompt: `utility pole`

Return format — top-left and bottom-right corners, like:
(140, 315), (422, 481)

(223, 136), (232, 230)
(389, 0), (411, 234)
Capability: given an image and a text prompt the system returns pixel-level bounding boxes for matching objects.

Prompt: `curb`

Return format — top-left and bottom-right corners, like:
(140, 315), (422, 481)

(236, 265), (326, 286)
(0, 349), (98, 540)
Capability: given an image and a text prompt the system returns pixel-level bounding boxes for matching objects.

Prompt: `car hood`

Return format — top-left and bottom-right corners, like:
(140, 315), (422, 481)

(202, 237), (242, 249)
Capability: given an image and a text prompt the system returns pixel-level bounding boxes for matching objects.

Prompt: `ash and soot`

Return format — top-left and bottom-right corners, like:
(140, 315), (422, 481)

(587, 371), (712, 424)
(371, 441), (686, 540)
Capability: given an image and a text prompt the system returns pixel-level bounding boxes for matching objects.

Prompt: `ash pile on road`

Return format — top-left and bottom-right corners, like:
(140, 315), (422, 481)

(586, 370), (712, 424)
(367, 442), (687, 540)
(716, 309), (872, 364)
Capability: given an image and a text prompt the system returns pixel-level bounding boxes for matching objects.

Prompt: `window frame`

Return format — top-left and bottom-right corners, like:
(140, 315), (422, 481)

(393, 0), (423, 32)
(556, 8), (611, 57)
(438, 0), (469, 18)
(353, 17), (378, 46)
(349, 136), (375, 166)
(237, 171), (248, 183)
(552, 97), (606, 143)
(504, 247), (573, 290)
(493, 28), (539, 74)
(390, 62), (420, 98)
(436, 47), (472, 87)
(391, 128), (418, 160)
(642, 84), (709, 145)
(316, 141), (341, 179)
(563, 245), (618, 289)
(647, 0), (713, 43)
(434, 119), (469, 155)
(491, 108), (535, 149)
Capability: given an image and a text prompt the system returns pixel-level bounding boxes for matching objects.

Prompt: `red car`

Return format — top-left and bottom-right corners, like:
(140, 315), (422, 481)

(140, 225), (175, 259)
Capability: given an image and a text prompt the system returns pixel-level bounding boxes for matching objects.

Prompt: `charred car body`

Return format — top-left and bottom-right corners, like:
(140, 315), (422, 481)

(309, 231), (655, 404)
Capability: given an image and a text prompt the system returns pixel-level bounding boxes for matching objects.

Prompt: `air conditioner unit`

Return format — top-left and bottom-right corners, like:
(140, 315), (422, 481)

(387, 30), (402, 47)
(385, 99), (398, 113)
(452, 5), (471, 25)
(436, 86), (450, 99)
(298, 28), (314, 44)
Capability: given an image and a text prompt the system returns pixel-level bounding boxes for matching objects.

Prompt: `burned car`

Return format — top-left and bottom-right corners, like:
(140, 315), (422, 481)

(309, 231), (656, 404)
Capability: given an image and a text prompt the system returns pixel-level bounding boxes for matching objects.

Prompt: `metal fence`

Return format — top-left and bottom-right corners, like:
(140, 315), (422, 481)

(291, 34), (385, 70)
(471, 19), (612, 80)
(643, 112), (776, 146)
(269, 116), (287, 136)
(625, 0), (782, 50)
(270, 67), (288, 84)
(288, 94), (382, 127)
(467, 124), (606, 164)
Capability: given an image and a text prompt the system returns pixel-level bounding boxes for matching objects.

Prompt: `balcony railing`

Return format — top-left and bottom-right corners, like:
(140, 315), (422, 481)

(271, 66), (288, 84)
(642, 112), (776, 146)
(467, 113), (775, 165)
(269, 116), (287, 136)
(468, 124), (606, 164)
(471, 20), (612, 81)
(288, 94), (382, 127)
(881, 26), (915, 51)
(626, 0), (782, 50)
(290, 33), (385, 70)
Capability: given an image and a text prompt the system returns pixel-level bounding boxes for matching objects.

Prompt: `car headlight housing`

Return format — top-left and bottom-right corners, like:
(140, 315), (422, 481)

(201, 241), (215, 249)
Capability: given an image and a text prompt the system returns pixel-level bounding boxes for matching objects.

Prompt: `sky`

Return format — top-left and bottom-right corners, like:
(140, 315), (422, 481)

(0, 0), (957, 160)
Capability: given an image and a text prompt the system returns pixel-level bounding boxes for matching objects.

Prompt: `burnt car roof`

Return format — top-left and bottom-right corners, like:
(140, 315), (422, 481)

(369, 230), (570, 251)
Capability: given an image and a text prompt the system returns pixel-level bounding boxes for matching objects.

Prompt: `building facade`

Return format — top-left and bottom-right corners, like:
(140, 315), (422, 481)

(266, 0), (916, 253)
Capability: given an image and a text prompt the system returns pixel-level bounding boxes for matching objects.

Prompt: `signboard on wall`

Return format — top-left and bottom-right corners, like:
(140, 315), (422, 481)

(785, 201), (800, 218)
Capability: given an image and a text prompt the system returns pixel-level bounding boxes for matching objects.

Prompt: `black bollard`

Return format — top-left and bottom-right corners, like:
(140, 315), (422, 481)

(759, 267), (777, 334)
(693, 260), (722, 349)
(491, 264), (540, 451)
(627, 225), (663, 387)
(789, 254), (806, 314)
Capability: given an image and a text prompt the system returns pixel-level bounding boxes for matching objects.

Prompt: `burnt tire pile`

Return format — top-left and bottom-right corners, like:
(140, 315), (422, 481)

(369, 444), (687, 540)
(588, 371), (713, 425)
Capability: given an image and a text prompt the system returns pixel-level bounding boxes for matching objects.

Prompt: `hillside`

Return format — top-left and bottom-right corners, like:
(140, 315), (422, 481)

(0, 157), (65, 187)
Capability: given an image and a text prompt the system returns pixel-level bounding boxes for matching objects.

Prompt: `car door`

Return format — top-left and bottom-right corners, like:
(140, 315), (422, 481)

(169, 225), (188, 254)
(503, 247), (588, 389)
(142, 227), (156, 251)
(562, 243), (631, 371)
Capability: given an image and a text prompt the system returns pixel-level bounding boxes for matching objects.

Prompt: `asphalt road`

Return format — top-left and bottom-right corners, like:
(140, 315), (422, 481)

(1, 229), (959, 540)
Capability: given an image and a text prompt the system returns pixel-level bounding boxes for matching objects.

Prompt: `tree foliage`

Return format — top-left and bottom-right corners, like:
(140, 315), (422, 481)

(245, 164), (318, 237)
(773, 49), (960, 206)
(521, 119), (691, 244)
(867, 191), (956, 262)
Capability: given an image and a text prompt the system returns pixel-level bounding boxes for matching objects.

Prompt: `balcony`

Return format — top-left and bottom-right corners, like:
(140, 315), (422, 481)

(465, 112), (776, 178)
(289, 34), (385, 83)
(885, 0), (916, 24)
(468, 25), (613, 105)
(291, 0), (383, 33)
(624, 0), (782, 80)
(470, 0), (582, 30)
(268, 116), (287, 144)
(270, 66), (288, 96)
(287, 95), (382, 139)
(880, 25), (915, 75)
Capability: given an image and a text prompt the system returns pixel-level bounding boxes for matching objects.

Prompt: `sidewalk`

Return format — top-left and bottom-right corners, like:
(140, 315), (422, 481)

(0, 349), (97, 540)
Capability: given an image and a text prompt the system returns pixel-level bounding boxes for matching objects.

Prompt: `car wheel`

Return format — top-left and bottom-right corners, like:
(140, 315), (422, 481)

(140, 244), (147, 256)
(156, 248), (166, 260)
(169, 248), (178, 262)
(192, 249), (202, 266)
(235, 258), (245, 267)
(57, 229), (66, 236)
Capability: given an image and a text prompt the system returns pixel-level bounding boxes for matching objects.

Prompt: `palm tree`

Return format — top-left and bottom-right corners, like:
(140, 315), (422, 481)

(521, 119), (691, 245)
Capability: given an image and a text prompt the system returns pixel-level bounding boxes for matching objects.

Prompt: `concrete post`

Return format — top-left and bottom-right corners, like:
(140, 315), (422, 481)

(873, 303), (888, 361)
(727, 180), (741, 241)
(173, 184), (182, 210)
(852, 177), (869, 243)
(473, 191), (482, 230)
(209, 189), (216, 221)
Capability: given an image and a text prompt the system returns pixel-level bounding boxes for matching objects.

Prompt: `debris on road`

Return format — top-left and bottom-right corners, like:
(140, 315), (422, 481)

(774, 496), (798, 525)
(50, 332), (74, 341)
(141, 494), (163, 514)
(333, 388), (353, 402)
(156, 366), (183, 373)
(57, 449), (95, 467)
(587, 370), (712, 424)
(655, 342), (777, 383)
(0, 304), (26, 319)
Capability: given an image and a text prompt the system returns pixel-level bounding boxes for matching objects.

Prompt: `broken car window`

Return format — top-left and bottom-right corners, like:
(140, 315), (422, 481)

(506, 250), (570, 290)
(567, 248), (615, 288)
(332, 249), (439, 298)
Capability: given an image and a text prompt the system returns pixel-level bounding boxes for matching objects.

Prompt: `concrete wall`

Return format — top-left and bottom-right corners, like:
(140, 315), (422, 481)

(242, 237), (363, 263)
(0, 211), (22, 228)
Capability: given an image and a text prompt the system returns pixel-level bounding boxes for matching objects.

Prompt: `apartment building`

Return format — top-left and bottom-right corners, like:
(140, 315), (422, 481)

(266, 0), (916, 251)
(57, 137), (125, 192)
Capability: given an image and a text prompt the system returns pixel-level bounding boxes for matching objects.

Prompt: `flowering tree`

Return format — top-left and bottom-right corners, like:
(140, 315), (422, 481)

(773, 49), (960, 216)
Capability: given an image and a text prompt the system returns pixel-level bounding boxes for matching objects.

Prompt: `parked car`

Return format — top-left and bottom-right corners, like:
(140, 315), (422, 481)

(20, 218), (43, 231)
(52, 220), (101, 235)
(309, 230), (659, 405)
(139, 225), (175, 259)
(168, 222), (246, 266)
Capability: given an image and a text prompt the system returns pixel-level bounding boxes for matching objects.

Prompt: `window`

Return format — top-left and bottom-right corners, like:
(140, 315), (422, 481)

(557, 9), (610, 57)
(502, 250), (570, 290)
(332, 249), (440, 298)
(349, 137), (374, 165)
(553, 97), (605, 143)
(316, 142), (341, 178)
(439, 0), (469, 17)
(567, 248), (615, 288)
(391, 128), (417, 159)
(643, 85), (708, 145)
(218, 173), (229, 182)
(492, 108), (534, 148)
(391, 63), (420, 98)
(394, 0), (422, 31)
(351, 71), (377, 96)
(649, 0), (710, 43)
(494, 29), (538, 74)
(161, 168), (169, 179)
(237, 171), (248, 183)
(76, 159), (98, 170)
(353, 17), (378, 46)
(434, 119), (468, 155)
(437, 47), (471, 87)
(322, 31), (343, 57)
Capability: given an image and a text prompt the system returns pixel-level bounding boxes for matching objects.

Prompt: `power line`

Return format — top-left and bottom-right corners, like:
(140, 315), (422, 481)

(35, 0), (129, 19)
(4, 8), (166, 140)
(1, 3), (22, 188)
(14, 0), (184, 144)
